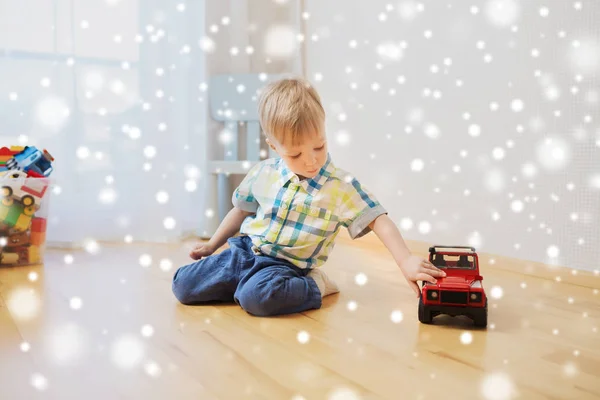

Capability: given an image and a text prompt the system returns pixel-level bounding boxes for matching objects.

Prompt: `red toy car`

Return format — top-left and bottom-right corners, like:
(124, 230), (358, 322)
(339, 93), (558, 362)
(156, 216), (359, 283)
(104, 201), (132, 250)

(419, 245), (488, 327)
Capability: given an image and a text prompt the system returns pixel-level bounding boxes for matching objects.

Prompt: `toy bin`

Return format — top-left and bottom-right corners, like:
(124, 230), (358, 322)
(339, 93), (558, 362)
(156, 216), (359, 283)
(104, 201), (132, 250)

(0, 176), (51, 267)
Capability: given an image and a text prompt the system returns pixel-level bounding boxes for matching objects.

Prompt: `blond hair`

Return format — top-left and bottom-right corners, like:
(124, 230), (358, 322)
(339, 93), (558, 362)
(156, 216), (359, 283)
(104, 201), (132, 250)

(258, 77), (326, 147)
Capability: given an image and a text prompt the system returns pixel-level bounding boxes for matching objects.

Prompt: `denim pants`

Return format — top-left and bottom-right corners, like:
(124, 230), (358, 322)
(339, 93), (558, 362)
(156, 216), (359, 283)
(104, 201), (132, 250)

(172, 235), (322, 316)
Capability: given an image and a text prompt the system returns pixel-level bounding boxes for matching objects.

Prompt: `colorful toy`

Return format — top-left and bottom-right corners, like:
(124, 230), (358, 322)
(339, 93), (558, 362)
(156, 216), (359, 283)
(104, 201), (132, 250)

(0, 145), (54, 266)
(30, 217), (46, 246)
(0, 251), (19, 264)
(1, 170), (49, 209)
(0, 146), (24, 172)
(1, 201), (33, 231)
(1, 146), (54, 177)
(419, 245), (488, 328)
(6, 231), (30, 247)
(31, 149), (55, 177)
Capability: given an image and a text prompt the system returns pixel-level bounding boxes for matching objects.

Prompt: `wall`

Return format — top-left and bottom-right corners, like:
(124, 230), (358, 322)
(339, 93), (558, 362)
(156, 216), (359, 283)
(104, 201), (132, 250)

(1, 0), (207, 245)
(203, 0), (301, 226)
(303, 0), (599, 271)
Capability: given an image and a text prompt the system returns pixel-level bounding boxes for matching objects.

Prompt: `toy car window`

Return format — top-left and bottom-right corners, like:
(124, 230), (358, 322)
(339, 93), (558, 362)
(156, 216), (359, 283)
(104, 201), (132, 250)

(432, 254), (447, 267)
(433, 254), (477, 269)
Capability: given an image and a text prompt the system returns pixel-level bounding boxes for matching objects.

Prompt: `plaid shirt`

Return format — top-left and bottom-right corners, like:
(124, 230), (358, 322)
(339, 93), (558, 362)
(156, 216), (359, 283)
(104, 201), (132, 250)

(232, 153), (387, 269)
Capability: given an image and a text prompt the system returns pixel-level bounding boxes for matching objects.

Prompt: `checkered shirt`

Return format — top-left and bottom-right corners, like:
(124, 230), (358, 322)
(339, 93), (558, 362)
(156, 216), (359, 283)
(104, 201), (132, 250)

(232, 153), (387, 269)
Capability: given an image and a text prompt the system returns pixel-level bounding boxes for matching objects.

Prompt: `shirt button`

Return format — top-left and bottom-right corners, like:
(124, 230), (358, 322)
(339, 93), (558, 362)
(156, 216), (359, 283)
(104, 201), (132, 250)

(310, 209), (317, 216)
(281, 203), (288, 210)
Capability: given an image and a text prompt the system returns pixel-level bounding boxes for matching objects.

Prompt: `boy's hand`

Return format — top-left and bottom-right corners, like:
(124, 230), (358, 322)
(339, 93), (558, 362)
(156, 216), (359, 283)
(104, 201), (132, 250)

(189, 243), (216, 260)
(398, 255), (446, 297)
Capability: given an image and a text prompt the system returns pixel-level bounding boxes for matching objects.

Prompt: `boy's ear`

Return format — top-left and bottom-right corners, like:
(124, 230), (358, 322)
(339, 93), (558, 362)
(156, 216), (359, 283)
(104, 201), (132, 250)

(266, 138), (278, 152)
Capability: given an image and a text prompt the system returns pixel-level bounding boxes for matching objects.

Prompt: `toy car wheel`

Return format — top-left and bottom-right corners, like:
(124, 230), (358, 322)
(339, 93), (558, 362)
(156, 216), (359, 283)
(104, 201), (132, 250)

(418, 296), (433, 324)
(1, 186), (12, 197)
(1, 197), (13, 206)
(22, 195), (34, 207)
(23, 205), (35, 216)
(473, 299), (488, 328)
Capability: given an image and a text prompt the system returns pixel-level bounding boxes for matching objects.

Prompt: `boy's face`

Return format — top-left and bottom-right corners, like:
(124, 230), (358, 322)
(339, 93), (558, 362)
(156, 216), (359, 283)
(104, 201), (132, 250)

(267, 131), (328, 180)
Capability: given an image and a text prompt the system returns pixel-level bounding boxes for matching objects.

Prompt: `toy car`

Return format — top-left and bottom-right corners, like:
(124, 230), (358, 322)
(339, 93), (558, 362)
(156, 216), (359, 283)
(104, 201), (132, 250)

(4, 146), (54, 177)
(31, 149), (55, 177)
(5, 146), (42, 171)
(1, 170), (49, 209)
(418, 245), (488, 327)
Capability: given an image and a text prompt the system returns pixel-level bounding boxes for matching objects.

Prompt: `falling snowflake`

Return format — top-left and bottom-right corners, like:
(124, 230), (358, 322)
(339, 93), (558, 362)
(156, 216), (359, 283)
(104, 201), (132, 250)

(418, 221), (431, 234)
(376, 41), (404, 61)
(510, 99), (524, 112)
(30, 373), (49, 391)
(468, 124), (481, 137)
(156, 191), (169, 204)
(83, 239), (100, 254)
(354, 273), (368, 286)
(297, 330), (310, 344)
(460, 332), (473, 345)
(568, 38), (600, 75)
(547, 246), (560, 258)
(390, 310), (403, 323)
(484, 169), (506, 193)
(336, 130), (351, 146)
(264, 25), (297, 59)
(45, 323), (88, 366)
(110, 335), (145, 369)
(7, 288), (41, 321)
(510, 200), (524, 213)
(410, 159), (424, 171)
(141, 324), (155, 337)
(144, 361), (162, 377)
(159, 259), (173, 272)
(423, 123), (441, 139)
(467, 232), (483, 248)
(490, 286), (504, 299)
(400, 218), (414, 230)
(480, 371), (516, 400)
(485, 0), (521, 27)
(139, 254), (152, 267)
(163, 217), (177, 230)
(328, 387), (361, 400)
(98, 187), (118, 204)
(535, 137), (571, 171)
(70, 297), (83, 310)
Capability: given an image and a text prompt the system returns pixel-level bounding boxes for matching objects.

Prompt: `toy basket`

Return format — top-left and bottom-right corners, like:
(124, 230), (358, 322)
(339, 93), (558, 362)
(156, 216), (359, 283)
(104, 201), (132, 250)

(0, 176), (51, 267)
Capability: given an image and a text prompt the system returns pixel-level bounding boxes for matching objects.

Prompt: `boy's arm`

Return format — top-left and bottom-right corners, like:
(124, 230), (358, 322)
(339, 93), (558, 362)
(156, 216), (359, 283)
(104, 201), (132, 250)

(207, 207), (255, 251)
(369, 214), (446, 297)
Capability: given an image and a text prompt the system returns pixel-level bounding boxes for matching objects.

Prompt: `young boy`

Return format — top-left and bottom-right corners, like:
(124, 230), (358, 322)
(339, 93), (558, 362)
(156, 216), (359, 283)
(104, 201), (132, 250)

(172, 77), (445, 316)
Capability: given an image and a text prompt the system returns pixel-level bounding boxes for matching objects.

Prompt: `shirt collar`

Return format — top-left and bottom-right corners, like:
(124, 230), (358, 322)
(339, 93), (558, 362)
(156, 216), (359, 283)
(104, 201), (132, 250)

(278, 152), (335, 195)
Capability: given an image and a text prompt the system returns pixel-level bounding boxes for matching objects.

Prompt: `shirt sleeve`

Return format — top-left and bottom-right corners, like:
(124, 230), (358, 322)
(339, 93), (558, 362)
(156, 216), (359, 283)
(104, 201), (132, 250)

(231, 162), (263, 213)
(339, 177), (387, 239)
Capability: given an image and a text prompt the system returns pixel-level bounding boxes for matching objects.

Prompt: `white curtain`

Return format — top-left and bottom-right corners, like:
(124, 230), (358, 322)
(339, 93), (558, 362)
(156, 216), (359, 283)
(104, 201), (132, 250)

(0, 0), (208, 246)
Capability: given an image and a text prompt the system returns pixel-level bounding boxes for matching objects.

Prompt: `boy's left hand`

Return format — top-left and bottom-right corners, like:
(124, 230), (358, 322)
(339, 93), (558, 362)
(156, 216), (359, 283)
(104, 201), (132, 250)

(398, 255), (446, 297)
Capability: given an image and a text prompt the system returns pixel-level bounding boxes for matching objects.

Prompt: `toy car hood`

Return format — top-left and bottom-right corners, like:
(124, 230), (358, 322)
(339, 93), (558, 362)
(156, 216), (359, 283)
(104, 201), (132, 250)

(433, 275), (482, 289)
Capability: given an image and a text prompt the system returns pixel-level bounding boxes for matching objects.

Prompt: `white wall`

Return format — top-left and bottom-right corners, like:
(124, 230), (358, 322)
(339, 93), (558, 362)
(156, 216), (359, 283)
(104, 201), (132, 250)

(1, 0), (207, 245)
(303, 0), (599, 271)
(202, 0), (301, 228)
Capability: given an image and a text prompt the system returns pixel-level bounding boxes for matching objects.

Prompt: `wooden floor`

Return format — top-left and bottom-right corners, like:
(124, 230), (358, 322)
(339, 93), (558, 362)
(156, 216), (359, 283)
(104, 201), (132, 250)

(1, 233), (599, 400)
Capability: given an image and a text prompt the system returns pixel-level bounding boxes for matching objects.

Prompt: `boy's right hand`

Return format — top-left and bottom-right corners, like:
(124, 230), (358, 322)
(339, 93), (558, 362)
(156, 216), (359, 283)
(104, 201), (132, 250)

(189, 243), (216, 260)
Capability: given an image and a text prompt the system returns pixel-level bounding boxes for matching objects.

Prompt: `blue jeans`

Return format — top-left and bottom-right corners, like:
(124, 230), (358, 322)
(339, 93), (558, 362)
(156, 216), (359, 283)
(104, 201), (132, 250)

(172, 235), (322, 316)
